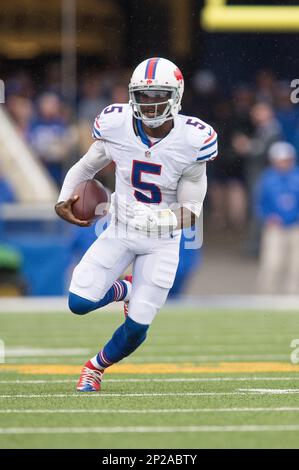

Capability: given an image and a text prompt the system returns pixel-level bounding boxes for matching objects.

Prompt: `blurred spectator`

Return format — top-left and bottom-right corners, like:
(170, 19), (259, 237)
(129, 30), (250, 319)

(28, 92), (75, 185)
(256, 142), (299, 294)
(6, 71), (34, 100)
(43, 62), (63, 96)
(231, 85), (255, 134)
(274, 81), (299, 144)
(78, 74), (109, 122)
(291, 119), (299, 162)
(207, 107), (249, 230)
(255, 69), (277, 104)
(206, 86), (251, 231)
(0, 165), (16, 204)
(77, 74), (109, 153)
(111, 83), (128, 103)
(232, 102), (282, 191)
(185, 69), (221, 123)
(231, 103), (283, 253)
(6, 95), (34, 140)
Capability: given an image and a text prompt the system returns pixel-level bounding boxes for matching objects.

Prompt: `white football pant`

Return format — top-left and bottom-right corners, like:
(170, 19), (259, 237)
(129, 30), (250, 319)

(70, 222), (181, 324)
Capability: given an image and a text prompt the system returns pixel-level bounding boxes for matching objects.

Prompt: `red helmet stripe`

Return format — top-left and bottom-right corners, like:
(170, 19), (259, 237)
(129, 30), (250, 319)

(144, 58), (159, 79)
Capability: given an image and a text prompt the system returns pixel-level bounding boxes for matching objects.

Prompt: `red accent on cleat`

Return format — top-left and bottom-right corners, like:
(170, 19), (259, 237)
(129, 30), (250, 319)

(123, 275), (132, 318)
(124, 302), (129, 317)
(77, 362), (104, 392)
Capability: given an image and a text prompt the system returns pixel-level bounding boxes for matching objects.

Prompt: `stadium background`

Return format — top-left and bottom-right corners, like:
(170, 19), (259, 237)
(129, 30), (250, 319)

(0, 0), (299, 298)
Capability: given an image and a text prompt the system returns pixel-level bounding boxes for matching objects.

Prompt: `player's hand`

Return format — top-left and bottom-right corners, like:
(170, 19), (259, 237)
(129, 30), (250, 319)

(54, 196), (92, 227)
(129, 202), (178, 232)
(129, 202), (158, 231)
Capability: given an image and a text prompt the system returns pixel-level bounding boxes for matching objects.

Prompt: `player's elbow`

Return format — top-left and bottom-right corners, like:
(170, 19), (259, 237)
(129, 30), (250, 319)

(180, 203), (202, 228)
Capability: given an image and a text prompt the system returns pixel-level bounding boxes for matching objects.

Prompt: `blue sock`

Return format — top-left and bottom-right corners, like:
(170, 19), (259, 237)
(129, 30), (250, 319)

(96, 316), (149, 367)
(69, 280), (128, 315)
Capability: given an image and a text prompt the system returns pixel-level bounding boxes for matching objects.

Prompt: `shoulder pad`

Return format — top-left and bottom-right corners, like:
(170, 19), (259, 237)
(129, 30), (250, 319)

(92, 103), (129, 140)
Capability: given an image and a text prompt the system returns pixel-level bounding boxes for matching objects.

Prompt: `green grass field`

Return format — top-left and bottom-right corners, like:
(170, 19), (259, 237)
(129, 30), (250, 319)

(1, 306), (299, 449)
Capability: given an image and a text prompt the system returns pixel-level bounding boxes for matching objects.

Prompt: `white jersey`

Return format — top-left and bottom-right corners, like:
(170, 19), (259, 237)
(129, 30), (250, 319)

(92, 103), (217, 209)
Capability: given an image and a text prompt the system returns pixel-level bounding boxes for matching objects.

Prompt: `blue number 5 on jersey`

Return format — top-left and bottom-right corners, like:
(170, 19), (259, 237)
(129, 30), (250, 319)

(131, 160), (162, 204)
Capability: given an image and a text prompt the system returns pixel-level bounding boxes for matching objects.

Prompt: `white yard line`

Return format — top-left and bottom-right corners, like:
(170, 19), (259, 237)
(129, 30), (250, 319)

(0, 392), (260, 398)
(4, 348), (91, 357)
(1, 387), (299, 398)
(1, 407), (299, 414)
(139, 344), (288, 352)
(239, 388), (299, 394)
(123, 355), (289, 362)
(1, 345), (290, 361)
(1, 377), (299, 385)
(3, 353), (290, 361)
(1, 424), (299, 434)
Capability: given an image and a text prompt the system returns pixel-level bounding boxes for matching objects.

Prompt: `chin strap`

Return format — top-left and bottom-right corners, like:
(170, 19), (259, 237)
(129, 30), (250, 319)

(143, 117), (167, 128)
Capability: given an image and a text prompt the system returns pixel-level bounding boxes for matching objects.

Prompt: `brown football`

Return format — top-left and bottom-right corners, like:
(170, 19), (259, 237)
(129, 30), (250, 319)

(71, 179), (109, 221)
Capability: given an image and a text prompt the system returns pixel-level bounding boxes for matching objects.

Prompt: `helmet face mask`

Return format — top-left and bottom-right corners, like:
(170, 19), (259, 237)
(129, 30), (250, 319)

(129, 58), (184, 128)
(129, 87), (177, 128)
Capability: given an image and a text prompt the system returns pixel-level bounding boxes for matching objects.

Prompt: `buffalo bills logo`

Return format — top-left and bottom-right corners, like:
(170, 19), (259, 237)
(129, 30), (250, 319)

(174, 68), (183, 82)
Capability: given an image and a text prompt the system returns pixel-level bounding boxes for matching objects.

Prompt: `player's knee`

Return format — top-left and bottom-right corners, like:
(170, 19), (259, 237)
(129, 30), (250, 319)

(129, 299), (161, 325)
(68, 292), (97, 315)
(124, 316), (149, 346)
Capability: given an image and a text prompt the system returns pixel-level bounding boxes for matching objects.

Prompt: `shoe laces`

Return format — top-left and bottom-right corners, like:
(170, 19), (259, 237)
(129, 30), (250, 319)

(80, 367), (103, 387)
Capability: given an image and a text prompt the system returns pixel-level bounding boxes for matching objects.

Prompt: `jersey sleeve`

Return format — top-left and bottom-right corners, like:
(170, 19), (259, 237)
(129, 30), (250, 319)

(92, 114), (103, 140)
(92, 103), (127, 141)
(196, 127), (218, 162)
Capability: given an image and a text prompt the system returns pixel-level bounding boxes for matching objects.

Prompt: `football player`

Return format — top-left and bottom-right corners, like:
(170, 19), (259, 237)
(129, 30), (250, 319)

(55, 57), (218, 391)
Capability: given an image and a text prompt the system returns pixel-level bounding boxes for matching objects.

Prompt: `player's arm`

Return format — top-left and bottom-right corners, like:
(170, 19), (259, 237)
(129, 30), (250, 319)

(55, 140), (112, 226)
(175, 162), (207, 228)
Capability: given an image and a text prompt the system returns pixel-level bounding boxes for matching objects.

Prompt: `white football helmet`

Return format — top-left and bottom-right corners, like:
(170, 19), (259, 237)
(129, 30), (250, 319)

(129, 57), (184, 128)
